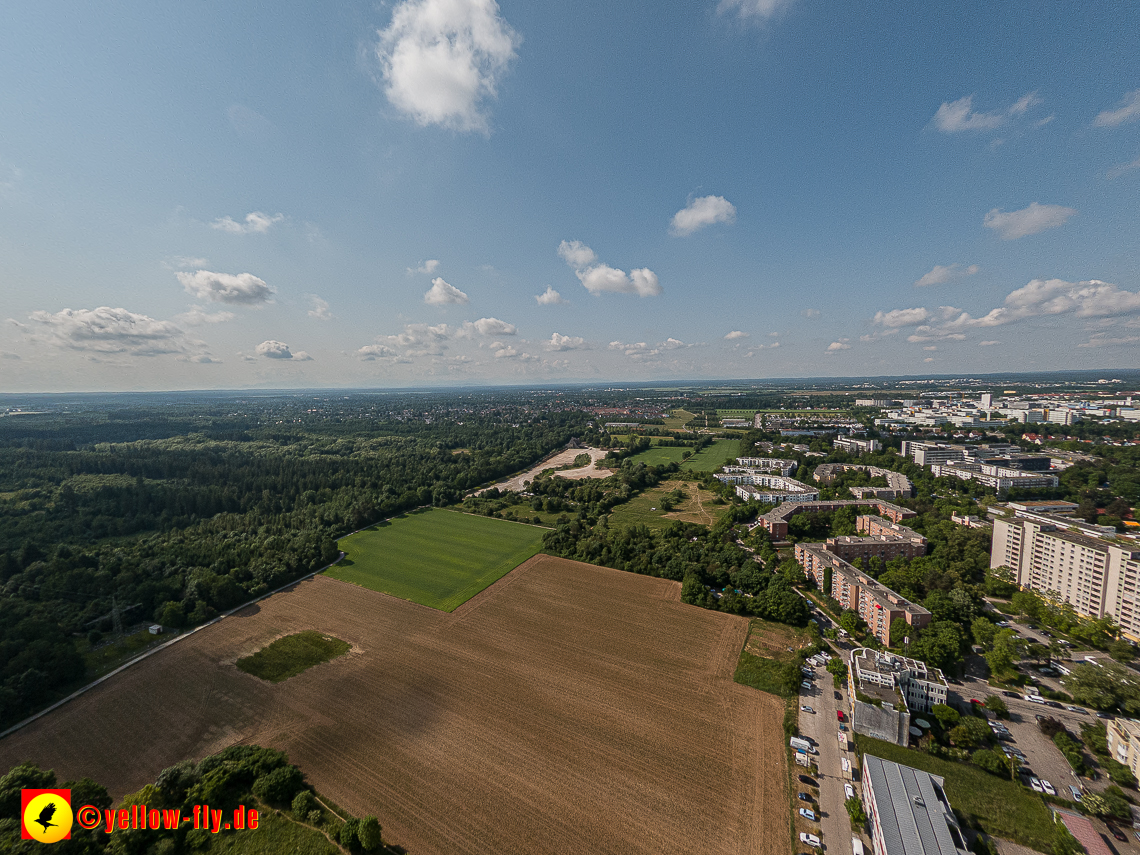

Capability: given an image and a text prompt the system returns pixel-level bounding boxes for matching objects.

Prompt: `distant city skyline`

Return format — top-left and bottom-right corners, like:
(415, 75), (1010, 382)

(1, 1), (1138, 391)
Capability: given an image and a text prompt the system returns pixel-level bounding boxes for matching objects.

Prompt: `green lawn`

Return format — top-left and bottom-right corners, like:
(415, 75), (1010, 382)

(328, 509), (545, 611)
(856, 737), (1053, 852)
(608, 479), (729, 531)
(628, 438), (740, 471)
(236, 631), (350, 683)
(205, 806), (340, 855)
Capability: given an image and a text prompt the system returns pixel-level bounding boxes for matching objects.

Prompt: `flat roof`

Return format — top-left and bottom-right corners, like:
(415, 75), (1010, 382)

(863, 755), (968, 855)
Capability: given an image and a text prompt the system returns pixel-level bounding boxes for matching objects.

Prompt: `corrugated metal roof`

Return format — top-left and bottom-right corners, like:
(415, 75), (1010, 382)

(864, 755), (967, 855)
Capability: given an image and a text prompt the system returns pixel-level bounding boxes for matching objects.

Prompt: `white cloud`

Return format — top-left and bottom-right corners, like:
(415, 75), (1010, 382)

(210, 211), (284, 234)
(983, 202), (1076, 239)
(1094, 89), (1140, 128)
(255, 340), (295, 359)
(187, 354), (220, 364)
(308, 296), (333, 320)
(932, 92), (1041, 132)
(979, 340), (1000, 346)
(407, 259), (441, 275)
(873, 307), (930, 327)
(535, 286), (567, 305)
(802, 308), (820, 318)
(384, 322), (451, 356)
(423, 277), (469, 304)
(490, 341), (535, 360)
(469, 317), (516, 336)
(177, 270), (274, 305)
(575, 262), (662, 297)
(176, 307), (235, 326)
(25, 307), (194, 356)
(292, 351), (313, 361)
(1106, 155), (1140, 180)
(358, 344), (397, 360)
(545, 332), (588, 351)
(168, 256), (209, 270)
(376, 0), (520, 133)
(557, 240), (598, 268)
(724, 330), (749, 339)
(914, 263), (980, 287)
(922, 346), (937, 351)
(923, 357), (934, 363)
(826, 341), (851, 352)
(1078, 333), (1140, 348)
(670, 195), (737, 237)
(717, 0), (795, 19)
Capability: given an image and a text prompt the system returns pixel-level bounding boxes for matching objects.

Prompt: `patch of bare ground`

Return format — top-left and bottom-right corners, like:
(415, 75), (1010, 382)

(0, 556), (789, 855)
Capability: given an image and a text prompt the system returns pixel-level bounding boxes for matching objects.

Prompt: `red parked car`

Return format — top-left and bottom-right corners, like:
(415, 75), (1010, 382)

(837, 710), (845, 721)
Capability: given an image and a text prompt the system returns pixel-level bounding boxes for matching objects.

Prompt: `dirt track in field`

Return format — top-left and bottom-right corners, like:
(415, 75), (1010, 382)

(0, 556), (790, 855)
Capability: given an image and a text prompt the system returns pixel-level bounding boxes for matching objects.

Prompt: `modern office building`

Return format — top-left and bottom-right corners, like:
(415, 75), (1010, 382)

(990, 504), (1140, 641)
(861, 755), (970, 855)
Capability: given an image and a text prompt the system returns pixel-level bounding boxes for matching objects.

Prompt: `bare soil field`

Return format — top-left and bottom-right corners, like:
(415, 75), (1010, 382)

(0, 556), (789, 855)
(479, 446), (610, 493)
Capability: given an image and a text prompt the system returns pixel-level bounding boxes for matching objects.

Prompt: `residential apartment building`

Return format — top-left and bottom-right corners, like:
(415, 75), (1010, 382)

(734, 457), (798, 476)
(717, 471), (820, 504)
(852, 649), (947, 714)
(795, 543), (931, 644)
(929, 460), (1059, 493)
(834, 435), (883, 454)
(755, 498), (916, 539)
(814, 463), (913, 497)
(862, 756), (971, 855)
(990, 505), (1140, 641)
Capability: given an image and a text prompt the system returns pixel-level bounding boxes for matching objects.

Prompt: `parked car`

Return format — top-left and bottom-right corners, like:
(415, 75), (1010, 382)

(799, 833), (822, 849)
(844, 783), (855, 800)
(799, 775), (817, 786)
(799, 808), (817, 822)
(834, 691), (842, 700)
(1069, 786), (1082, 802)
(1106, 823), (1127, 842)
(839, 723), (847, 732)
(1041, 781), (1056, 796)
(1045, 701), (1063, 709)
(1066, 706), (1087, 714)
(1029, 778), (1043, 792)
(1097, 712), (1115, 719)
(798, 792), (813, 802)
(1002, 690), (1020, 698)
(837, 710), (845, 721)
(801, 705), (814, 713)
(802, 681), (813, 690)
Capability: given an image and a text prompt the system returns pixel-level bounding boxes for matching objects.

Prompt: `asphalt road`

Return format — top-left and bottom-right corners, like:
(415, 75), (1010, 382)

(799, 661), (860, 855)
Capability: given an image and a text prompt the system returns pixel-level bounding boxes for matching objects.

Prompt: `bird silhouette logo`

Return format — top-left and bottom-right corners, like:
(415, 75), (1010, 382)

(21, 789), (73, 843)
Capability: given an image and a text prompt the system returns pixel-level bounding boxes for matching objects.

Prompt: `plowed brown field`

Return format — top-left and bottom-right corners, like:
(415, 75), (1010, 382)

(0, 555), (789, 855)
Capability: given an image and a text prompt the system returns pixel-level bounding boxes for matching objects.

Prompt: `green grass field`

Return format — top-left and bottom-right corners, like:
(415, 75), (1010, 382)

(608, 479), (729, 531)
(328, 509), (545, 611)
(856, 737), (1053, 852)
(627, 438), (740, 471)
(716, 409), (757, 420)
(236, 631), (351, 683)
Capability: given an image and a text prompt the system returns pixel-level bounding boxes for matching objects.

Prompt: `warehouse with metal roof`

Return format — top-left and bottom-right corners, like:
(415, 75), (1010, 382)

(861, 755), (970, 855)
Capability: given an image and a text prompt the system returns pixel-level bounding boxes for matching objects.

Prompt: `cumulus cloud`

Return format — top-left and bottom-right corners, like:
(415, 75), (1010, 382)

(557, 240), (598, 268)
(308, 296), (333, 320)
(25, 307), (194, 356)
(914, 263), (980, 287)
(376, 0), (520, 133)
(724, 330), (749, 339)
(932, 92), (1040, 132)
(535, 286), (566, 305)
(490, 341), (535, 360)
(177, 270), (274, 305)
(826, 341), (851, 352)
(557, 241), (661, 297)
(381, 322), (452, 356)
(979, 340), (1000, 346)
(873, 307), (930, 327)
(358, 344), (397, 360)
(423, 277), (469, 305)
(211, 211), (284, 234)
(983, 202), (1076, 239)
(255, 340), (294, 359)
(1094, 89), (1140, 128)
(670, 195), (737, 237)
(407, 259), (441, 275)
(717, 0), (796, 19)
(468, 317), (516, 336)
(545, 332), (588, 351)
(608, 338), (696, 362)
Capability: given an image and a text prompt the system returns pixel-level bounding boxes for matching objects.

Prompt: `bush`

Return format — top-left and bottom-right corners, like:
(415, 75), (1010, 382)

(339, 819), (359, 848)
(357, 816), (383, 851)
(971, 749), (1009, 777)
(1107, 758), (1138, 789)
(845, 796), (867, 827)
(292, 789), (319, 821)
(1038, 717), (1066, 739)
(252, 765), (304, 806)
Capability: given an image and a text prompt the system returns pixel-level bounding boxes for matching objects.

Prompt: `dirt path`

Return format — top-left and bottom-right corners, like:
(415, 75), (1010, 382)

(477, 446), (610, 494)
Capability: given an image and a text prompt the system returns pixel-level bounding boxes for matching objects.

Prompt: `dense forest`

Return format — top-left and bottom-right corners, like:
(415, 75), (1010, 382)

(0, 393), (594, 730)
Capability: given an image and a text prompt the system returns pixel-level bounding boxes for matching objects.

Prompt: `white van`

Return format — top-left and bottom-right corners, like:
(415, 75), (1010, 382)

(852, 839), (865, 855)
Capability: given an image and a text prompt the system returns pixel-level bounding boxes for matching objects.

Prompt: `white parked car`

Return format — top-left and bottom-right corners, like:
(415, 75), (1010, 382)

(799, 832), (822, 849)
(801, 705), (814, 713)
(1029, 778), (1043, 792)
(1042, 781), (1056, 796)
(802, 681), (813, 690)
(799, 808), (817, 821)
(844, 783), (856, 800)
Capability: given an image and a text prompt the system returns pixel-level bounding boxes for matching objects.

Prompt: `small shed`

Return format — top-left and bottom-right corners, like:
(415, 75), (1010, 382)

(149, 624), (163, 635)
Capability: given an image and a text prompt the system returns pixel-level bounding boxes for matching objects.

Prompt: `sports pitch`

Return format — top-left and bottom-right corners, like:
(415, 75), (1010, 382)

(327, 509), (545, 611)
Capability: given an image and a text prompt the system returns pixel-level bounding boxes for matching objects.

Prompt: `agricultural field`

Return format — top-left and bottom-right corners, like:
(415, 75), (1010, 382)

(663, 408), (697, 430)
(236, 631), (350, 683)
(327, 509), (544, 612)
(608, 479), (730, 530)
(628, 438), (740, 471)
(716, 409), (757, 420)
(0, 556), (790, 855)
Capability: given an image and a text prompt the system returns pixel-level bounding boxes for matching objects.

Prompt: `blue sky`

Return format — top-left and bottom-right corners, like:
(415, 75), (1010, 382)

(1, 0), (1138, 391)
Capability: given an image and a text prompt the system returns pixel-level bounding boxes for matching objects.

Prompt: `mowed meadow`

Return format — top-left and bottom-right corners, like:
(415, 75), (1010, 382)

(327, 509), (545, 611)
(0, 556), (789, 855)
